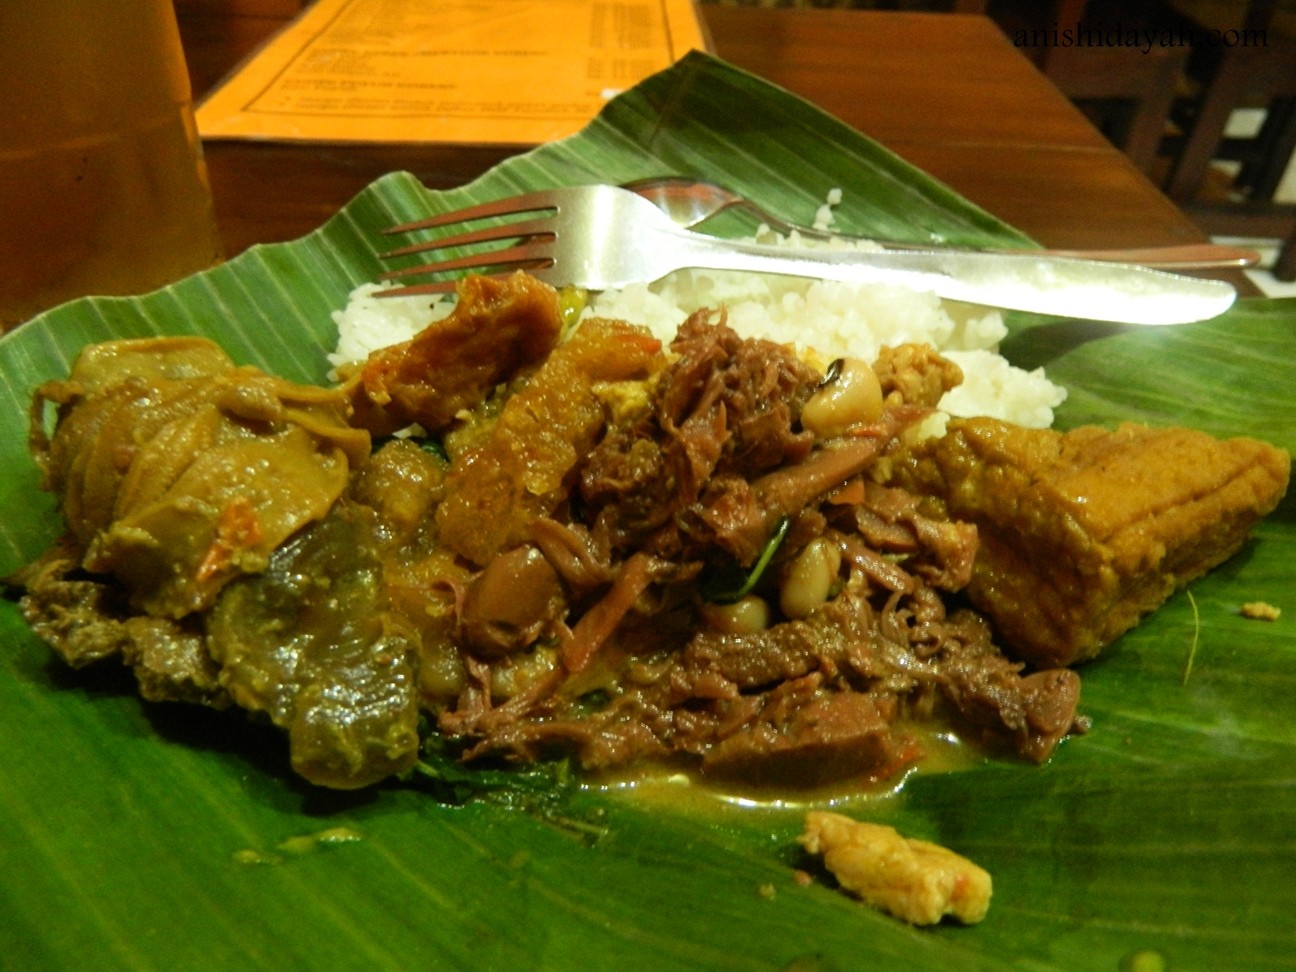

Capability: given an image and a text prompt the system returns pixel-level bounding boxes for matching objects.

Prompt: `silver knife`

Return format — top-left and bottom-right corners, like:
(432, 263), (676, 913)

(606, 189), (1237, 325)
(662, 230), (1238, 326)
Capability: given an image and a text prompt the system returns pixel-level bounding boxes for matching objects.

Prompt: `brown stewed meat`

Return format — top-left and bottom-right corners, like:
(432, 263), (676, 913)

(12, 272), (1284, 792)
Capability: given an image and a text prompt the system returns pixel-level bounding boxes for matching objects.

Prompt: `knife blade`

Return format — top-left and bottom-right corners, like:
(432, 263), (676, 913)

(673, 234), (1238, 326)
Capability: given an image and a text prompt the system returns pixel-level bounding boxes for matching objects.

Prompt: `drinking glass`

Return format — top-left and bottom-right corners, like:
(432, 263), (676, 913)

(0, 1), (224, 331)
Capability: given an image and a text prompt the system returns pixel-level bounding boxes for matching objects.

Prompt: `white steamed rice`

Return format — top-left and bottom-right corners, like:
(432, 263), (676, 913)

(330, 195), (1066, 430)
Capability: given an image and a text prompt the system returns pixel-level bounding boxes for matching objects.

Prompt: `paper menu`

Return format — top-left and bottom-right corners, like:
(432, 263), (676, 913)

(195, 0), (711, 145)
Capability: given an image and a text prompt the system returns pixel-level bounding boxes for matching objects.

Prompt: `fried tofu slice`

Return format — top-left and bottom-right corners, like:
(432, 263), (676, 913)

(888, 418), (1290, 667)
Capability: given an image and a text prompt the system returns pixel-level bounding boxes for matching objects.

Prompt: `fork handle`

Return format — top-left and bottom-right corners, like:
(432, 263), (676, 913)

(740, 206), (1258, 270)
(664, 231), (1236, 326)
(903, 241), (1260, 270)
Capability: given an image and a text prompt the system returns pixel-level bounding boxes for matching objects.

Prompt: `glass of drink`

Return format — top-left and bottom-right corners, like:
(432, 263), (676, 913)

(0, 1), (224, 331)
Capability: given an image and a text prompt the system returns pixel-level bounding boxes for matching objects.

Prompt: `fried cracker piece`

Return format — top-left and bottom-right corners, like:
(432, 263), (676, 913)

(890, 418), (1290, 667)
(799, 811), (991, 925)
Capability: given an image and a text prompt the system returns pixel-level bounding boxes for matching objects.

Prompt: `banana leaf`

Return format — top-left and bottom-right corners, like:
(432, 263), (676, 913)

(1, 52), (1292, 972)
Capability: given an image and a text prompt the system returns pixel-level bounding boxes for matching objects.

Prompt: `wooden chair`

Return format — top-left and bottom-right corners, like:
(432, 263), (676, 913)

(1164, 0), (1296, 280)
(988, 0), (1192, 175)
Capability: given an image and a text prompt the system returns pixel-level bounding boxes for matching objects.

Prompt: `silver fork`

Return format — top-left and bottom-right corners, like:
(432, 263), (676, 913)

(379, 184), (1236, 326)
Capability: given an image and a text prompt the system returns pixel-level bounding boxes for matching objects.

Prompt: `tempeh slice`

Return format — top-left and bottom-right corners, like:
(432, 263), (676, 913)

(889, 418), (1290, 667)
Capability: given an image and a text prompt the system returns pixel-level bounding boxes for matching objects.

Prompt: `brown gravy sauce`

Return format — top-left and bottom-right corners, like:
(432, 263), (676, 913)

(587, 723), (982, 821)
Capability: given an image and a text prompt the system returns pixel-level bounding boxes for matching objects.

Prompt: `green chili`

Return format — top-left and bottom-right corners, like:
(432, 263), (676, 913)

(701, 516), (792, 604)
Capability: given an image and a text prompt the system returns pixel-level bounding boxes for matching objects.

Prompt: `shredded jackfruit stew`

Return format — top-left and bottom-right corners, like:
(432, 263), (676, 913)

(7, 272), (1290, 800)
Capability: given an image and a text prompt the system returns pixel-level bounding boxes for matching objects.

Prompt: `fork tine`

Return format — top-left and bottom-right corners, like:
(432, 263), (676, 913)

(379, 261), (556, 297)
(376, 185), (580, 298)
(379, 241), (553, 281)
(378, 276), (491, 297)
(380, 216), (555, 259)
(378, 262), (550, 297)
(385, 189), (561, 235)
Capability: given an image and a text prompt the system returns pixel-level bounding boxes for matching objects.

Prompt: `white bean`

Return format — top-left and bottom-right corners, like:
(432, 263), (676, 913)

(701, 595), (772, 634)
(780, 538), (843, 620)
(801, 358), (884, 438)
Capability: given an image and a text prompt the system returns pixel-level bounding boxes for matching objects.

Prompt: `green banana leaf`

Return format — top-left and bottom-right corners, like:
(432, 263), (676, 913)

(1, 52), (1292, 972)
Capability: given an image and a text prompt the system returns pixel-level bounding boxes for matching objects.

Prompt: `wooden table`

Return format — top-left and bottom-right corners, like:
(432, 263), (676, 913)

(179, 4), (1249, 289)
(703, 9), (1209, 254)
